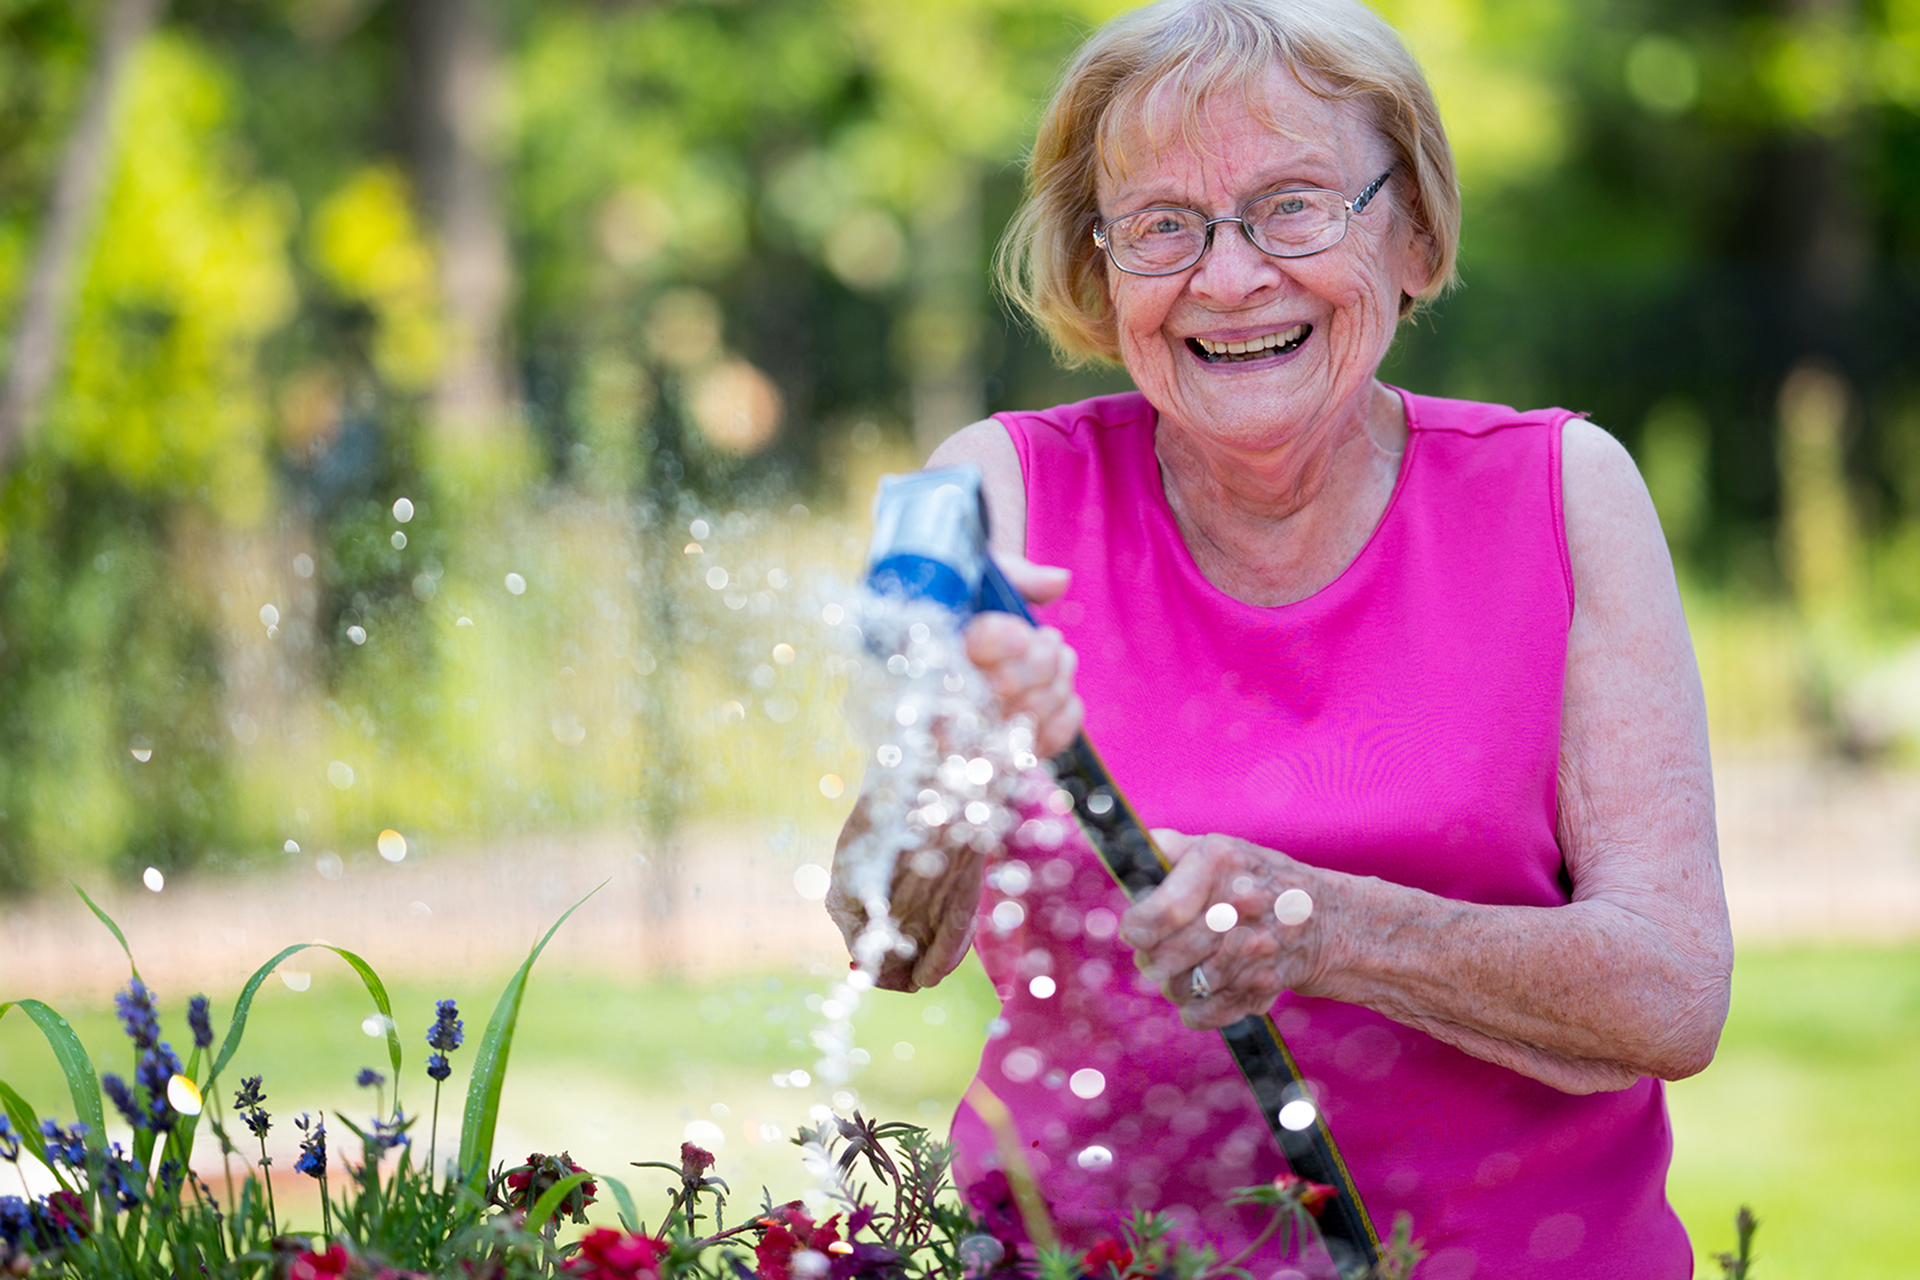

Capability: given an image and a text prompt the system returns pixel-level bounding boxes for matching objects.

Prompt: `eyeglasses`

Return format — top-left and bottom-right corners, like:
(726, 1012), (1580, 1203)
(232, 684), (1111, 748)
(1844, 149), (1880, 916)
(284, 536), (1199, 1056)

(1091, 168), (1395, 277)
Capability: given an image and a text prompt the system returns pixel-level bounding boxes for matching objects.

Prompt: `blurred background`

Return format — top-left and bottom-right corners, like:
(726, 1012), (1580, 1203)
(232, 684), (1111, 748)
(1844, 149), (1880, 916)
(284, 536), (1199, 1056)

(0, 0), (1917, 1275)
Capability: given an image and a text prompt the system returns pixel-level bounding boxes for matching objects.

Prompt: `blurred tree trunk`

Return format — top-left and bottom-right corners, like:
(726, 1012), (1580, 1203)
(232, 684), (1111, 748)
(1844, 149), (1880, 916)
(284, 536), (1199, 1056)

(907, 167), (985, 462)
(0, 0), (165, 465)
(404, 0), (519, 460)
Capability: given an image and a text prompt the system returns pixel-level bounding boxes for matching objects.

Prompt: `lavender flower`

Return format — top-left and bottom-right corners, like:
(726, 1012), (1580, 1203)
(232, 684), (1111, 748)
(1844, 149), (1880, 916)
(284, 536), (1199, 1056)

(426, 1053), (451, 1082)
(0, 1116), (19, 1163)
(293, 1114), (326, 1179)
(356, 1068), (385, 1089)
(234, 1076), (270, 1138)
(114, 979), (161, 1052)
(134, 1043), (183, 1132)
(0, 1196), (30, 1249)
(37, 1121), (88, 1169)
(187, 994), (214, 1051)
(103, 1074), (142, 1129)
(427, 1000), (463, 1053)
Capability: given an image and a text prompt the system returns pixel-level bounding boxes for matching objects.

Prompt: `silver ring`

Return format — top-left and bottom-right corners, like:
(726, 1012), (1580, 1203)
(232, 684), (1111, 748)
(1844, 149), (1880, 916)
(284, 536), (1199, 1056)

(1188, 965), (1212, 1001)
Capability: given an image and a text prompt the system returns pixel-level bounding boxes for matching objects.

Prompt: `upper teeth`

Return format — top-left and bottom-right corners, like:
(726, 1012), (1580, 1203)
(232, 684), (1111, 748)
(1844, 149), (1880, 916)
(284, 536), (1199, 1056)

(1196, 324), (1309, 356)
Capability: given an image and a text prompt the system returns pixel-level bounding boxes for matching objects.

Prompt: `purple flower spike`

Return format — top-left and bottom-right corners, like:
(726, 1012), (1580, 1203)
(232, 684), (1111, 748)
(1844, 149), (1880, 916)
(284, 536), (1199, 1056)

(114, 980), (161, 1052)
(187, 994), (214, 1051)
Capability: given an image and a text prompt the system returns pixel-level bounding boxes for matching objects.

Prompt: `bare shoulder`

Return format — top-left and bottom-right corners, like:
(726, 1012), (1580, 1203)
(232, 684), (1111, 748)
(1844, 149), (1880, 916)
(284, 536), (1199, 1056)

(927, 419), (1028, 560)
(1558, 416), (1678, 620)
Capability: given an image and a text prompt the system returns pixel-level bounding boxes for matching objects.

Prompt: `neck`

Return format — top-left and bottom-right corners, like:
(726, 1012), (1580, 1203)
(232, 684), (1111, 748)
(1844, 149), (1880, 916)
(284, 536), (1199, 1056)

(1155, 382), (1407, 606)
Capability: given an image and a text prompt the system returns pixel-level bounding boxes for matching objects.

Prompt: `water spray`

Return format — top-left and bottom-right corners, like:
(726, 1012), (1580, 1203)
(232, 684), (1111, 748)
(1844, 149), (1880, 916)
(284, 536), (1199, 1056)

(864, 464), (1380, 1280)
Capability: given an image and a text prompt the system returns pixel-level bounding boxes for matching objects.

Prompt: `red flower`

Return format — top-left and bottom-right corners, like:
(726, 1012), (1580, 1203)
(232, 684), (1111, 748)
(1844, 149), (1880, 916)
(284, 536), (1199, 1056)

(563, 1227), (673, 1280)
(289, 1243), (351, 1279)
(1079, 1237), (1133, 1278)
(754, 1202), (843, 1280)
(680, 1142), (716, 1177)
(503, 1151), (598, 1220)
(43, 1189), (89, 1241)
(1273, 1173), (1338, 1218)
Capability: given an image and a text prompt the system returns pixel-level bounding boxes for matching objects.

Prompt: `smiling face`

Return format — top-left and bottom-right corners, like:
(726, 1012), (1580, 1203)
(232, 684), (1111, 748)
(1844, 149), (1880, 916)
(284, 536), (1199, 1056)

(1096, 65), (1432, 458)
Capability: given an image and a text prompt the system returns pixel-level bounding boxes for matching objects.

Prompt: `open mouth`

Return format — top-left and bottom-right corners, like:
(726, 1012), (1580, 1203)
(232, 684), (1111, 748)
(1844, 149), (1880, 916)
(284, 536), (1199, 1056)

(1187, 323), (1312, 364)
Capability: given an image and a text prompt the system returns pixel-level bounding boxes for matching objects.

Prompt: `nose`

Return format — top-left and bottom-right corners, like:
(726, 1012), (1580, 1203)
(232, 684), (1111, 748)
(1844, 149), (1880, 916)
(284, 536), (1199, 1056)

(1187, 219), (1284, 306)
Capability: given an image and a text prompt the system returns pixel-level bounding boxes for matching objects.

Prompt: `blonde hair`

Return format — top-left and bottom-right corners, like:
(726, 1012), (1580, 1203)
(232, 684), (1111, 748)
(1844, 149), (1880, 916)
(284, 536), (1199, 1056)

(996, 0), (1461, 364)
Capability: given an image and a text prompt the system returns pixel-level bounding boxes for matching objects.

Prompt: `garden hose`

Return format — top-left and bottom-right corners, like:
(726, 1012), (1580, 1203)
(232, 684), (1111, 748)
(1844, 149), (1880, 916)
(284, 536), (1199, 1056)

(867, 465), (1380, 1280)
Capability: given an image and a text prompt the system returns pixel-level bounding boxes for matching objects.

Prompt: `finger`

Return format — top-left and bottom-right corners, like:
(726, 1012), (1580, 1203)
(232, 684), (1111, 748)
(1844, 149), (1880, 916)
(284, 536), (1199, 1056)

(1151, 829), (1197, 864)
(995, 553), (1072, 605)
(964, 612), (1035, 666)
(1122, 837), (1223, 946)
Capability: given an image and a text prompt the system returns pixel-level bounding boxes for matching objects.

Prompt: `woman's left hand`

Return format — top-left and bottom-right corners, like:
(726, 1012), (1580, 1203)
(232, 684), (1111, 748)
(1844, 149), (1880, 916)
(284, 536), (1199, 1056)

(1121, 830), (1331, 1029)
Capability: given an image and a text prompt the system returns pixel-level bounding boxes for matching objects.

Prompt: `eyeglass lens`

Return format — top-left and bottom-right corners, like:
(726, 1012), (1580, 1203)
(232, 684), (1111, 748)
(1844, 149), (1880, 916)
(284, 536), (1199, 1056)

(1103, 188), (1353, 275)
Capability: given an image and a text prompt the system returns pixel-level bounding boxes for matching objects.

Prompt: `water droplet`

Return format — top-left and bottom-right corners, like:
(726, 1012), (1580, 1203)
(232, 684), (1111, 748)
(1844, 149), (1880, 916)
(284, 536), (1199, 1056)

(1046, 789), (1074, 816)
(551, 715), (587, 746)
(281, 970), (312, 992)
(1206, 902), (1238, 933)
(893, 1041), (916, 1061)
(166, 1074), (203, 1116)
(1029, 975), (1057, 999)
(789, 1069), (812, 1088)
(887, 654), (909, 675)
(1274, 889), (1314, 926)
(684, 1119), (726, 1148)
(362, 1014), (393, 1037)
(1070, 1068), (1106, 1099)
(130, 747), (153, 763)
(1278, 1099), (1318, 1131)
(1232, 875), (1255, 896)
(390, 530), (408, 550)
(315, 852), (344, 880)
(958, 1235), (1006, 1271)
(1083, 908), (1118, 940)
(793, 864), (831, 900)
(921, 1005), (947, 1025)
(392, 497), (415, 523)
(1001, 1047), (1043, 1082)
(895, 705), (918, 726)
(284, 839), (300, 853)
(328, 760), (355, 789)
(773, 643), (796, 664)
(996, 862), (1032, 895)
(504, 572), (527, 595)
(965, 757), (994, 786)
(909, 622), (931, 643)
(1087, 792), (1114, 816)
(689, 518), (711, 539)
(822, 603), (845, 626)
(1076, 1144), (1114, 1171)
(377, 829), (407, 862)
(964, 800), (992, 825)
(347, 625), (367, 645)
(876, 744), (903, 767)
(706, 566), (728, 590)
(991, 900), (1026, 932)
(142, 866), (165, 892)
(409, 901), (431, 916)
(456, 616), (474, 627)
(294, 552), (315, 578)
(819, 773), (845, 798)
(259, 603), (280, 628)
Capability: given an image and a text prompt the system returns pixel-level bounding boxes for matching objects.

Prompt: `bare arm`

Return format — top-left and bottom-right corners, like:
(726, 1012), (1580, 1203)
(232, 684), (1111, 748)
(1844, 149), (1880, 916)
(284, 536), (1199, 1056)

(1124, 419), (1734, 1093)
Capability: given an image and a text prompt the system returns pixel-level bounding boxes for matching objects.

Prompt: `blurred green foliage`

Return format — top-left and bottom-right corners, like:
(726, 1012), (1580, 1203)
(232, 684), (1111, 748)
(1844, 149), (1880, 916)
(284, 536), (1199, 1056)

(1, 0), (1918, 889)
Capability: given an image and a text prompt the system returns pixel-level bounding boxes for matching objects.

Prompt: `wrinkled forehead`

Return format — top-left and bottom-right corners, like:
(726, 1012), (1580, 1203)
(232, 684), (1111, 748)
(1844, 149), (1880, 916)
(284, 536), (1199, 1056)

(1095, 59), (1377, 190)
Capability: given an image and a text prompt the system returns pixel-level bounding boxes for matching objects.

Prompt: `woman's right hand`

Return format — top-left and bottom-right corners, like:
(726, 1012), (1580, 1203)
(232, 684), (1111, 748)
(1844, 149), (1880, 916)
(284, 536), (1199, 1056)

(962, 554), (1083, 756)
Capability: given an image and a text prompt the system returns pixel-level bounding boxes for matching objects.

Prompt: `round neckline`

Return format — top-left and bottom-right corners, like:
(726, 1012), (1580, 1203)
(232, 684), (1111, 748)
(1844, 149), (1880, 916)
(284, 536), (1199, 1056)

(1142, 384), (1421, 615)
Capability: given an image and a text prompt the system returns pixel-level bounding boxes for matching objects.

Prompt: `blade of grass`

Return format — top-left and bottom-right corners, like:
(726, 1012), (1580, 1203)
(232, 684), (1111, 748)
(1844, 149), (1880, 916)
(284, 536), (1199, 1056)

(70, 881), (141, 982)
(0, 1079), (62, 1182)
(0, 1000), (107, 1144)
(209, 943), (403, 1082)
(602, 1174), (640, 1234)
(455, 884), (604, 1194)
(525, 1170), (597, 1234)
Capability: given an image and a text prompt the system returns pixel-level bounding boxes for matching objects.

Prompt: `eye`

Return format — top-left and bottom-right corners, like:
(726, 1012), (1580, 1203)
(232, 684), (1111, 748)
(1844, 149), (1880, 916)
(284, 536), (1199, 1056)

(1274, 195), (1309, 216)
(1137, 212), (1193, 237)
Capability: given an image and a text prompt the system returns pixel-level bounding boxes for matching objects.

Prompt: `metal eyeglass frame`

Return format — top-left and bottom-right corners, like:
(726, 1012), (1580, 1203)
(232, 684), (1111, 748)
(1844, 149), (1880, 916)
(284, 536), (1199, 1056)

(1091, 167), (1395, 277)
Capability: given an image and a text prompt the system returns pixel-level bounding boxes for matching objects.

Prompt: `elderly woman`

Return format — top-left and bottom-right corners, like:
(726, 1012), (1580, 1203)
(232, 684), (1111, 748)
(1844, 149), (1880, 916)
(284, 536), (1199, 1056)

(830, 0), (1733, 1275)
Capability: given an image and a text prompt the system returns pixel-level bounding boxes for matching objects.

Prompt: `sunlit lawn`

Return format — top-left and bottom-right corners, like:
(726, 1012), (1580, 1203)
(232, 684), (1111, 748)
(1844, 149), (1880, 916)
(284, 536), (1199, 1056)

(4, 943), (1915, 1276)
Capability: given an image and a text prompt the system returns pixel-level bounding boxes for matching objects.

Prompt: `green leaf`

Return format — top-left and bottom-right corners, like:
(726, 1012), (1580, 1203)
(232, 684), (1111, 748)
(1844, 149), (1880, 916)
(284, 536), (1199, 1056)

(70, 881), (141, 981)
(0, 999), (107, 1147)
(210, 943), (401, 1083)
(455, 883), (604, 1194)
(602, 1173), (641, 1235)
(0, 1079), (56, 1173)
(525, 1170), (597, 1232)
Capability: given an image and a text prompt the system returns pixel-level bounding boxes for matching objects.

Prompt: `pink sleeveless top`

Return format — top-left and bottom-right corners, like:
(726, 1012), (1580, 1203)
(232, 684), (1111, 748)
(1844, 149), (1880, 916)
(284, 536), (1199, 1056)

(949, 391), (1691, 1280)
